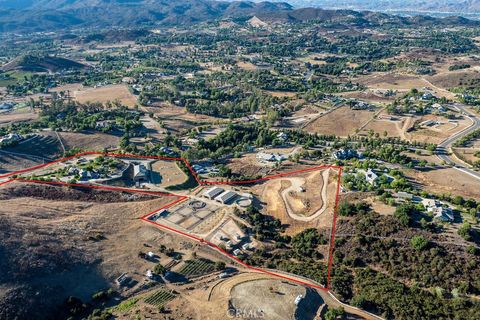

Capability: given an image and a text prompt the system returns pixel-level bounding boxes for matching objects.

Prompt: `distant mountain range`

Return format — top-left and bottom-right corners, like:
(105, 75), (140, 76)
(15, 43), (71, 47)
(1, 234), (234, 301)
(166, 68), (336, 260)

(245, 0), (480, 14)
(0, 0), (478, 33)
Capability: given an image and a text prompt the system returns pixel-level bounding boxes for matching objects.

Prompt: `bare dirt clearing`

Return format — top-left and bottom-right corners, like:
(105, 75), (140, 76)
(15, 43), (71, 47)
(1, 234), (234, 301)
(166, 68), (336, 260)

(150, 160), (187, 187)
(237, 61), (258, 71)
(143, 103), (218, 133)
(230, 278), (322, 320)
(0, 108), (38, 126)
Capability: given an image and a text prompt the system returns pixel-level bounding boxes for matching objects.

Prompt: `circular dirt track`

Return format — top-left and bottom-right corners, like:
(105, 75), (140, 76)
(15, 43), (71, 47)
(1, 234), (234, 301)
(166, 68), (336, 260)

(189, 200), (206, 210)
(230, 278), (322, 320)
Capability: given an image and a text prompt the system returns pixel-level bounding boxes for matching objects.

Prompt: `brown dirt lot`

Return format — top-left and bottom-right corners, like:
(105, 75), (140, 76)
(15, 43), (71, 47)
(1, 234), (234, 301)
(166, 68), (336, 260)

(361, 115), (407, 138)
(264, 90), (297, 98)
(339, 90), (396, 104)
(150, 160), (187, 187)
(305, 106), (376, 137)
(230, 279), (311, 320)
(0, 109), (38, 126)
(237, 61), (258, 71)
(74, 84), (137, 107)
(282, 171), (325, 217)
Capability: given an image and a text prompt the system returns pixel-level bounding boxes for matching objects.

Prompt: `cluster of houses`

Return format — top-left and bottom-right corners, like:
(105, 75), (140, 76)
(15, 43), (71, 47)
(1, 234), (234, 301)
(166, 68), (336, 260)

(160, 146), (175, 156)
(350, 100), (374, 110)
(66, 166), (100, 181)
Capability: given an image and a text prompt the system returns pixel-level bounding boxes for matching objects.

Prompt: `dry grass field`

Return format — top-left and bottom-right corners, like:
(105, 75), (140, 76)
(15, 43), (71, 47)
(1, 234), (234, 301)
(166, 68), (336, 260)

(264, 90), (297, 98)
(58, 131), (120, 151)
(237, 61), (258, 71)
(452, 147), (480, 164)
(427, 70), (480, 90)
(361, 112), (409, 138)
(74, 84), (137, 107)
(356, 72), (456, 99)
(142, 103), (218, 133)
(358, 73), (431, 91)
(339, 90), (396, 104)
(305, 106), (376, 137)
(0, 108), (38, 126)
(405, 168), (480, 199)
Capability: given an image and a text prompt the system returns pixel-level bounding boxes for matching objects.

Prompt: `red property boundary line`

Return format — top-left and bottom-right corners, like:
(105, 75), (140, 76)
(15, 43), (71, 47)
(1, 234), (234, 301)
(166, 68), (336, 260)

(0, 151), (343, 291)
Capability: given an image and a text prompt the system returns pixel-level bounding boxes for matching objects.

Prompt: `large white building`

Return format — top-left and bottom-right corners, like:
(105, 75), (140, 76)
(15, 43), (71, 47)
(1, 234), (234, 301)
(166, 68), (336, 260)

(422, 198), (454, 222)
(215, 190), (237, 204)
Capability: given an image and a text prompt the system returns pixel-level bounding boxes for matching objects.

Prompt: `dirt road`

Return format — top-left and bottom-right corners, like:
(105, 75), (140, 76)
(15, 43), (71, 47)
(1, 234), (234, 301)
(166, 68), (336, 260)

(280, 169), (330, 222)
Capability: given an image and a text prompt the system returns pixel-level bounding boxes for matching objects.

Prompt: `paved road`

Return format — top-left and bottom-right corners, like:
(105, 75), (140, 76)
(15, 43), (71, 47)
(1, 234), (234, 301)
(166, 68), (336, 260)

(436, 104), (480, 181)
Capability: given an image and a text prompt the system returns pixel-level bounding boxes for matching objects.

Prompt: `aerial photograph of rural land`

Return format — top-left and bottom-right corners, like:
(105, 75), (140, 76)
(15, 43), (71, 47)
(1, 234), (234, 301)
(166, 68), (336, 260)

(0, 0), (479, 319)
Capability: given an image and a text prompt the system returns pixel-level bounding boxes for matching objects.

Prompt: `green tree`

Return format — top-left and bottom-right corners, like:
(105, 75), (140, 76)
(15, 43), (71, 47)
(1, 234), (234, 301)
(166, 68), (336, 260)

(325, 307), (345, 320)
(153, 263), (166, 276)
(410, 235), (429, 251)
(458, 223), (472, 241)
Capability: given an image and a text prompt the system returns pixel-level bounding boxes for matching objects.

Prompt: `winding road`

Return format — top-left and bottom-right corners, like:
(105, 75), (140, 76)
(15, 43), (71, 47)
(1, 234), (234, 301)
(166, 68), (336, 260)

(435, 103), (480, 181)
(280, 169), (330, 222)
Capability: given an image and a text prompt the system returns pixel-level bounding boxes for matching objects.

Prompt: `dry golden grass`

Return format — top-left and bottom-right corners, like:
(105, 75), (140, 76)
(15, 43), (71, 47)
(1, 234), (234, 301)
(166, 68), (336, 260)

(305, 106), (375, 137)
(74, 84), (137, 107)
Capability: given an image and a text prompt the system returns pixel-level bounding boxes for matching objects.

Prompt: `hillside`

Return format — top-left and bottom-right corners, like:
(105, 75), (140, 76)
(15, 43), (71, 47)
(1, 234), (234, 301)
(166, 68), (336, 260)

(0, 0), (292, 33)
(0, 0), (478, 33)
(255, 7), (480, 27)
(258, 0), (480, 15)
(1, 55), (86, 72)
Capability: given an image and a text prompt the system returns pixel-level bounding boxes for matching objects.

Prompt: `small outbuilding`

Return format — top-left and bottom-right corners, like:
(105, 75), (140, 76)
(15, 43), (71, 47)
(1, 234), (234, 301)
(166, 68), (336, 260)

(133, 164), (149, 184)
